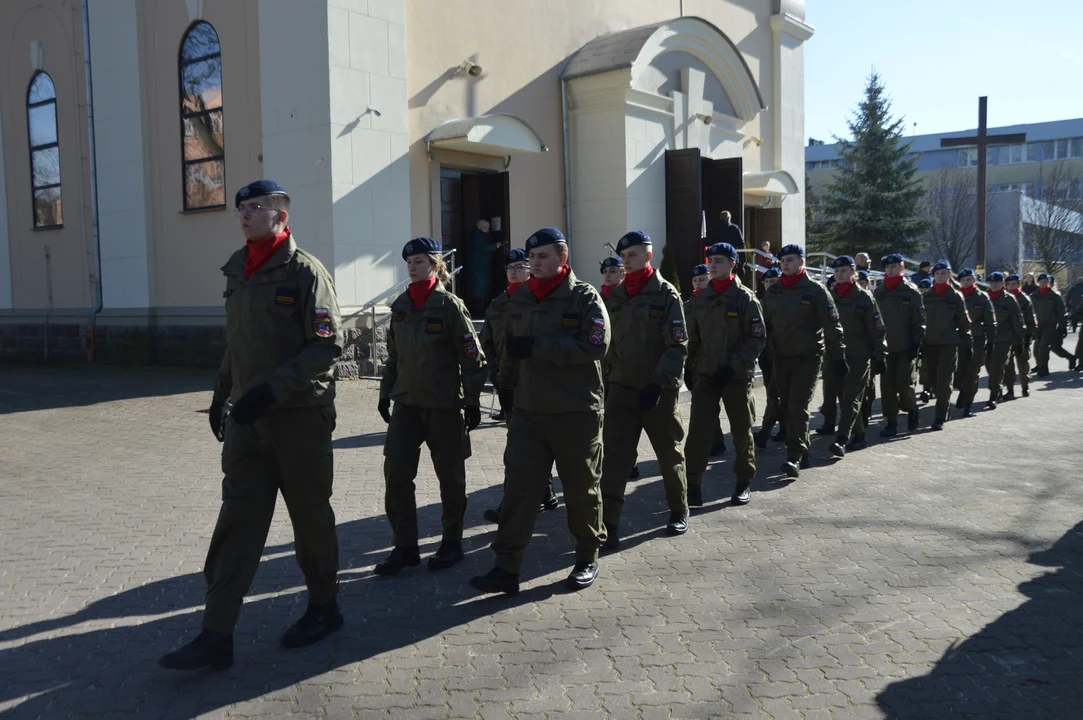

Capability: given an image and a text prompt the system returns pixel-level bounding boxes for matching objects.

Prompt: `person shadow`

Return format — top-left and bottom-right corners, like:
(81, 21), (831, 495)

(876, 520), (1083, 719)
(0, 486), (583, 719)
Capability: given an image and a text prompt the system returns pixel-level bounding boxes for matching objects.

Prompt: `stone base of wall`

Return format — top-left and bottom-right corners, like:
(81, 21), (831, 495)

(0, 322), (87, 363)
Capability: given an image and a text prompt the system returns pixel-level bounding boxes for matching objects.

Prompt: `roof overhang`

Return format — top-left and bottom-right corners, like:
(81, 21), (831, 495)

(424, 114), (548, 158)
(743, 169), (799, 197)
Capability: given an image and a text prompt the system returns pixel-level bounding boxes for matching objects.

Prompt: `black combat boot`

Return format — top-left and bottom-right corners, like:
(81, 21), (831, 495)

(470, 567), (520, 596)
(666, 510), (689, 535)
(374, 546), (421, 576)
(566, 561), (599, 590)
(815, 423), (835, 436)
(281, 600), (344, 648)
(731, 482), (751, 505)
(879, 421), (898, 438)
(830, 438), (846, 458)
(845, 434), (867, 451)
(427, 542), (464, 570)
(159, 629), (233, 670)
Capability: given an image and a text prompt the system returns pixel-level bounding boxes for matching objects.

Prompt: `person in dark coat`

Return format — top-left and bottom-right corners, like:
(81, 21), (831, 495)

(909, 261), (933, 287)
(705, 211), (745, 260)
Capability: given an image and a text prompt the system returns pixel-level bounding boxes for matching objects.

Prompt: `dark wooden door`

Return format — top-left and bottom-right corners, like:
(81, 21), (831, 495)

(665, 149), (703, 298)
(481, 171), (511, 302)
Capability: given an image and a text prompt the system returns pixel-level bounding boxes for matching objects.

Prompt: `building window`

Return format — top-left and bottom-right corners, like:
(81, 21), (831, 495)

(179, 21), (224, 210)
(1072, 138), (1083, 158)
(958, 149), (978, 168)
(27, 71), (63, 228)
(1057, 139), (1069, 160)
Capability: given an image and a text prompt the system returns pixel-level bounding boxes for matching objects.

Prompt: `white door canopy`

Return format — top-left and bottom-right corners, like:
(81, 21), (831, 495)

(424, 114), (548, 158)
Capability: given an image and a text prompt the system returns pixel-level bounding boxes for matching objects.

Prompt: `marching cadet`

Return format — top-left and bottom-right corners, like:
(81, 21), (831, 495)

(375, 238), (487, 576)
(1031, 272), (1072, 376)
(161, 180), (344, 670)
(755, 267), (785, 448)
(471, 228), (609, 596)
(599, 256), (647, 481)
(955, 268), (997, 417)
(599, 231), (689, 548)
(818, 256), (886, 456)
(986, 272), (1025, 408)
(762, 245), (845, 479)
(856, 270), (877, 427)
(873, 254), (926, 437)
(1004, 273), (1036, 399)
(481, 249), (560, 523)
(922, 261), (972, 430)
(684, 264), (727, 457)
(685, 242), (765, 504)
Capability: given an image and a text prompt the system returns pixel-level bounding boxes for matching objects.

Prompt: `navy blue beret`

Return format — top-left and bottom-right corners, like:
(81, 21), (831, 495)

(616, 230), (652, 252)
(882, 253), (904, 266)
(600, 256), (623, 273)
(525, 227), (566, 250)
(235, 179), (287, 208)
(706, 242), (737, 260)
(1006, 273), (1021, 283)
(777, 244), (804, 259)
(831, 255), (856, 269)
(763, 267), (781, 279)
(505, 248), (528, 265)
(918, 278), (933, 289)
(932, 260), (951, 272)
(691, 263), (709, 278)
(857, 270), (869, 282)
(957, 267), (975, 280)
(1038, 272), (1052, 281)
(402, 236), (441, 259)
(987, 271), (1005, 282)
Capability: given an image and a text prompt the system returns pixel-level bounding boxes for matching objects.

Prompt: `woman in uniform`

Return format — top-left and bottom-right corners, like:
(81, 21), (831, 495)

(376, 237), (488, 575)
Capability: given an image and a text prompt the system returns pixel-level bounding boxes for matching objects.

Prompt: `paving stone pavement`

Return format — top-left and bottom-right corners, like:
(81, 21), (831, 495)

(1, 339), (1081, 720)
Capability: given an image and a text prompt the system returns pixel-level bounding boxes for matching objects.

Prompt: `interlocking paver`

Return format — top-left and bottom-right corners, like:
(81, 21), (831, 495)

(1, 344), (1082, 719)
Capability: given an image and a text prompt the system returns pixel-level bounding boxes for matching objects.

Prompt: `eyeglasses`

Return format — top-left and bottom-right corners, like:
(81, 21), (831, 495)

(507, 264), (529, 272)
(234, 204), (276, 218)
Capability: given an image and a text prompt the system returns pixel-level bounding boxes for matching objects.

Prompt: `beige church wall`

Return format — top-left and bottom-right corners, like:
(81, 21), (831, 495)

(0, 1), (94, 311)
(140, 0), (262, 311)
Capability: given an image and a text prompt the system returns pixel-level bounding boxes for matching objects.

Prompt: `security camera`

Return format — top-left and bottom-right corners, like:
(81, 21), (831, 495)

(458, 60), (483, 77)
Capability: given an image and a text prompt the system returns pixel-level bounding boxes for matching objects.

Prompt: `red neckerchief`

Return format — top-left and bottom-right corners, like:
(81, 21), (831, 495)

(834, 280), (856, 298)
(989, 289), (1004, 300)
(408, 277), (438, 309)
(779, 268), (806, 289)
(1038, 286), (1051, 296)
(529, 264), (570, 301)
(933, 281), (950, 296)
(960, 285), (977, 297)
(1009, 288), (1022, 298)
(692, 288), (702, 296)
(623, 265), (655, 297)
(601, 284), (615, 299)
(507, 281), (524, 296)
(244, 227), (290, 277)
(711, 273), (735, 295)
(884, 274), (903, 291)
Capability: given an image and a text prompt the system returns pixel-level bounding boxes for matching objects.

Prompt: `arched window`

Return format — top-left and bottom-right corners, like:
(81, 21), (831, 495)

(179, 21), (224, 210)
(27, 71), (63, 228)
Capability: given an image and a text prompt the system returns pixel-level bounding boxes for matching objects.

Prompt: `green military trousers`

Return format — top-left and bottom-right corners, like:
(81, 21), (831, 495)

(383, 403), (469, 550)
(862, 366), (877, 426)
(774, 354), (822, 463)
(1005, 342), (1031, 392)
(880, 351), (917, 422)
(988, 342), (1011, 398)
(958, 339), (988, 400)
(759, 365), (784, 437)
(1035, 325), (1072, 372)
(822, 358), (871, 441)
(686, 377), (756, 488)
(600, 385), (686, 531)
(493, 410), (604, 575)
(203, 406), (339, 634)
(922, 345), (958, 420)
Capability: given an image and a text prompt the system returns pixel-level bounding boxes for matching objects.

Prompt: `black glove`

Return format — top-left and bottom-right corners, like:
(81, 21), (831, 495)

(209, 402), (225, 442)
(377, 398), (392, 424)
(506, 336), (536, 360)
(833, 359), (850, 378)
(712, 365), (735, 389)
(637, 382), (663, 412)
(907, 343), (921, 360)
(464, 405), (481, 431)
(229, 383), (275, 426)
(873, 359), (886, 376)
(498, 389), (515, 415)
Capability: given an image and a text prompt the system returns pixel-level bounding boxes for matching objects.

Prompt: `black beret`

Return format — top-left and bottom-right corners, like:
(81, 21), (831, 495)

(987, 271), (1005, 282)
(957, 267), (975, 280)
(600, 256), (623, 273)
(1006, 273), (1021, 283)
(882, 253), (904, 266)
(831, 255), (856, 269)
(691, 263), (709, 278)
(235, 179), (287, 208)
(932, 260), (951, 272)
(706, 242), (737, 260)
(402, 237), (441, 259)
(777, 244), (805, 259)
(616, 230), (651, 252)
(526, 227), (566, 250)
(763, 267), (781, 279)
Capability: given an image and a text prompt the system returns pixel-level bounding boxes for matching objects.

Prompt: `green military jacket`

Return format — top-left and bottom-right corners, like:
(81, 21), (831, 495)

(830, 284), (886, 363)
(498, 269), (609, 414)
(963, 288), (997, 342)
(990, 291), (1024, 345)
(1030, 288), (1067, 332)
(1012, 290), (1037, 338)
(380, 284), (487, 410)
(763, 271), (845, 361)
(214, 233), (342, 409)
(480, 288), (515, 390)
(604, 270), (687, 391)
(687, 276), (766, 381)
(923, 286), (973, 347)
(873, 278), (926, 353)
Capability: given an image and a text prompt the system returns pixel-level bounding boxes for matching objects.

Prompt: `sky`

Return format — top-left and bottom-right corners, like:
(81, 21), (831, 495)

(803, 0), (1083, 144)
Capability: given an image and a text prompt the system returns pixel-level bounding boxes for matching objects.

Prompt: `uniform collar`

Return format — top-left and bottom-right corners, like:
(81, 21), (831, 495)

(611, 269), (661, 301)
(222, 233), (298, 278)
(702, 274), (742, 299)
(513, 268), (578, 304)
(392, 282), (447, 312)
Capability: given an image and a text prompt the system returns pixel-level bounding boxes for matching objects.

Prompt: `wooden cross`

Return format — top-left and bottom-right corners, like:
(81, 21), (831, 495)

(940, 97), (1026, 275)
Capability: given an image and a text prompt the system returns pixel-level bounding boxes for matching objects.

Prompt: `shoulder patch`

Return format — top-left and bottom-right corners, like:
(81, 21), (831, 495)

(672, 319), (687, 342)
(463, 333), (479, 359)
(589, 317), (606, 346)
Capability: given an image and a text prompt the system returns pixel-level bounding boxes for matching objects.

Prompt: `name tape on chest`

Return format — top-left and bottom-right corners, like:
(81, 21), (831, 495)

(275, 286), (299, 306)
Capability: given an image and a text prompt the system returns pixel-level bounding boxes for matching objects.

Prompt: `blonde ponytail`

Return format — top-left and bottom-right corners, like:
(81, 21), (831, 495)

(429, 253), (452, 287)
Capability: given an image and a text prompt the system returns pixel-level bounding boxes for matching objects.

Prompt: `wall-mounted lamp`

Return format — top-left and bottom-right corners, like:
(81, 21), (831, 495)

(694, 112), (713, 125)
(743, 136), (763, 148)
(457, 60), (483, 77)
(365, 106), (382, 117)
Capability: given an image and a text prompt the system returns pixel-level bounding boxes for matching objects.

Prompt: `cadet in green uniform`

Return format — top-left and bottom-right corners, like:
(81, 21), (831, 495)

(985, 272), (1024, 408)
(1031, 272), (1072, 376)
(160, 180), (344, 671)
(685, 242), (765, 503)
(873, 254), (926, 437)
(856, 270), (878, 427)
(470, 228), (609, 596)
(1004, 274), (1036, 399)
(922, 261), (973, 430)
(599, 231), (688, 547)
(375, 238), (487, 575)
(819, 256), (886, 456)
(953, 268), (997, 417)
(916, 277), (936, 403)
(755, 267), (786, 448)
(482, 249), (530, 422)
(763, 245), (846, 479)
(600, 256), (648, 481)
(684, 265), (727, 455)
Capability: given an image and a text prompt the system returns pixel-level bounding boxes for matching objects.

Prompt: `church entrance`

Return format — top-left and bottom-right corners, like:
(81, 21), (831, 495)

(439, 167), (511, 317)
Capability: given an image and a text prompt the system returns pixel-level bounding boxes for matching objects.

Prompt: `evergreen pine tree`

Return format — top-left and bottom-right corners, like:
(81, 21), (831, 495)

(820, 72), (930, 262)
(805, 174), (831, 254)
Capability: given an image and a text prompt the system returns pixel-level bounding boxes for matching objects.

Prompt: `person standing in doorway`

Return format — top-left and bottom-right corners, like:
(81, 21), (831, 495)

(464, 219), (499, 316)
(705, 210), (745, 262)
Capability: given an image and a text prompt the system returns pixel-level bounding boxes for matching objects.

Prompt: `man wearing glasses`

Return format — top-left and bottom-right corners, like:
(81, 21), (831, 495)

(160, 180), (344, 670)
